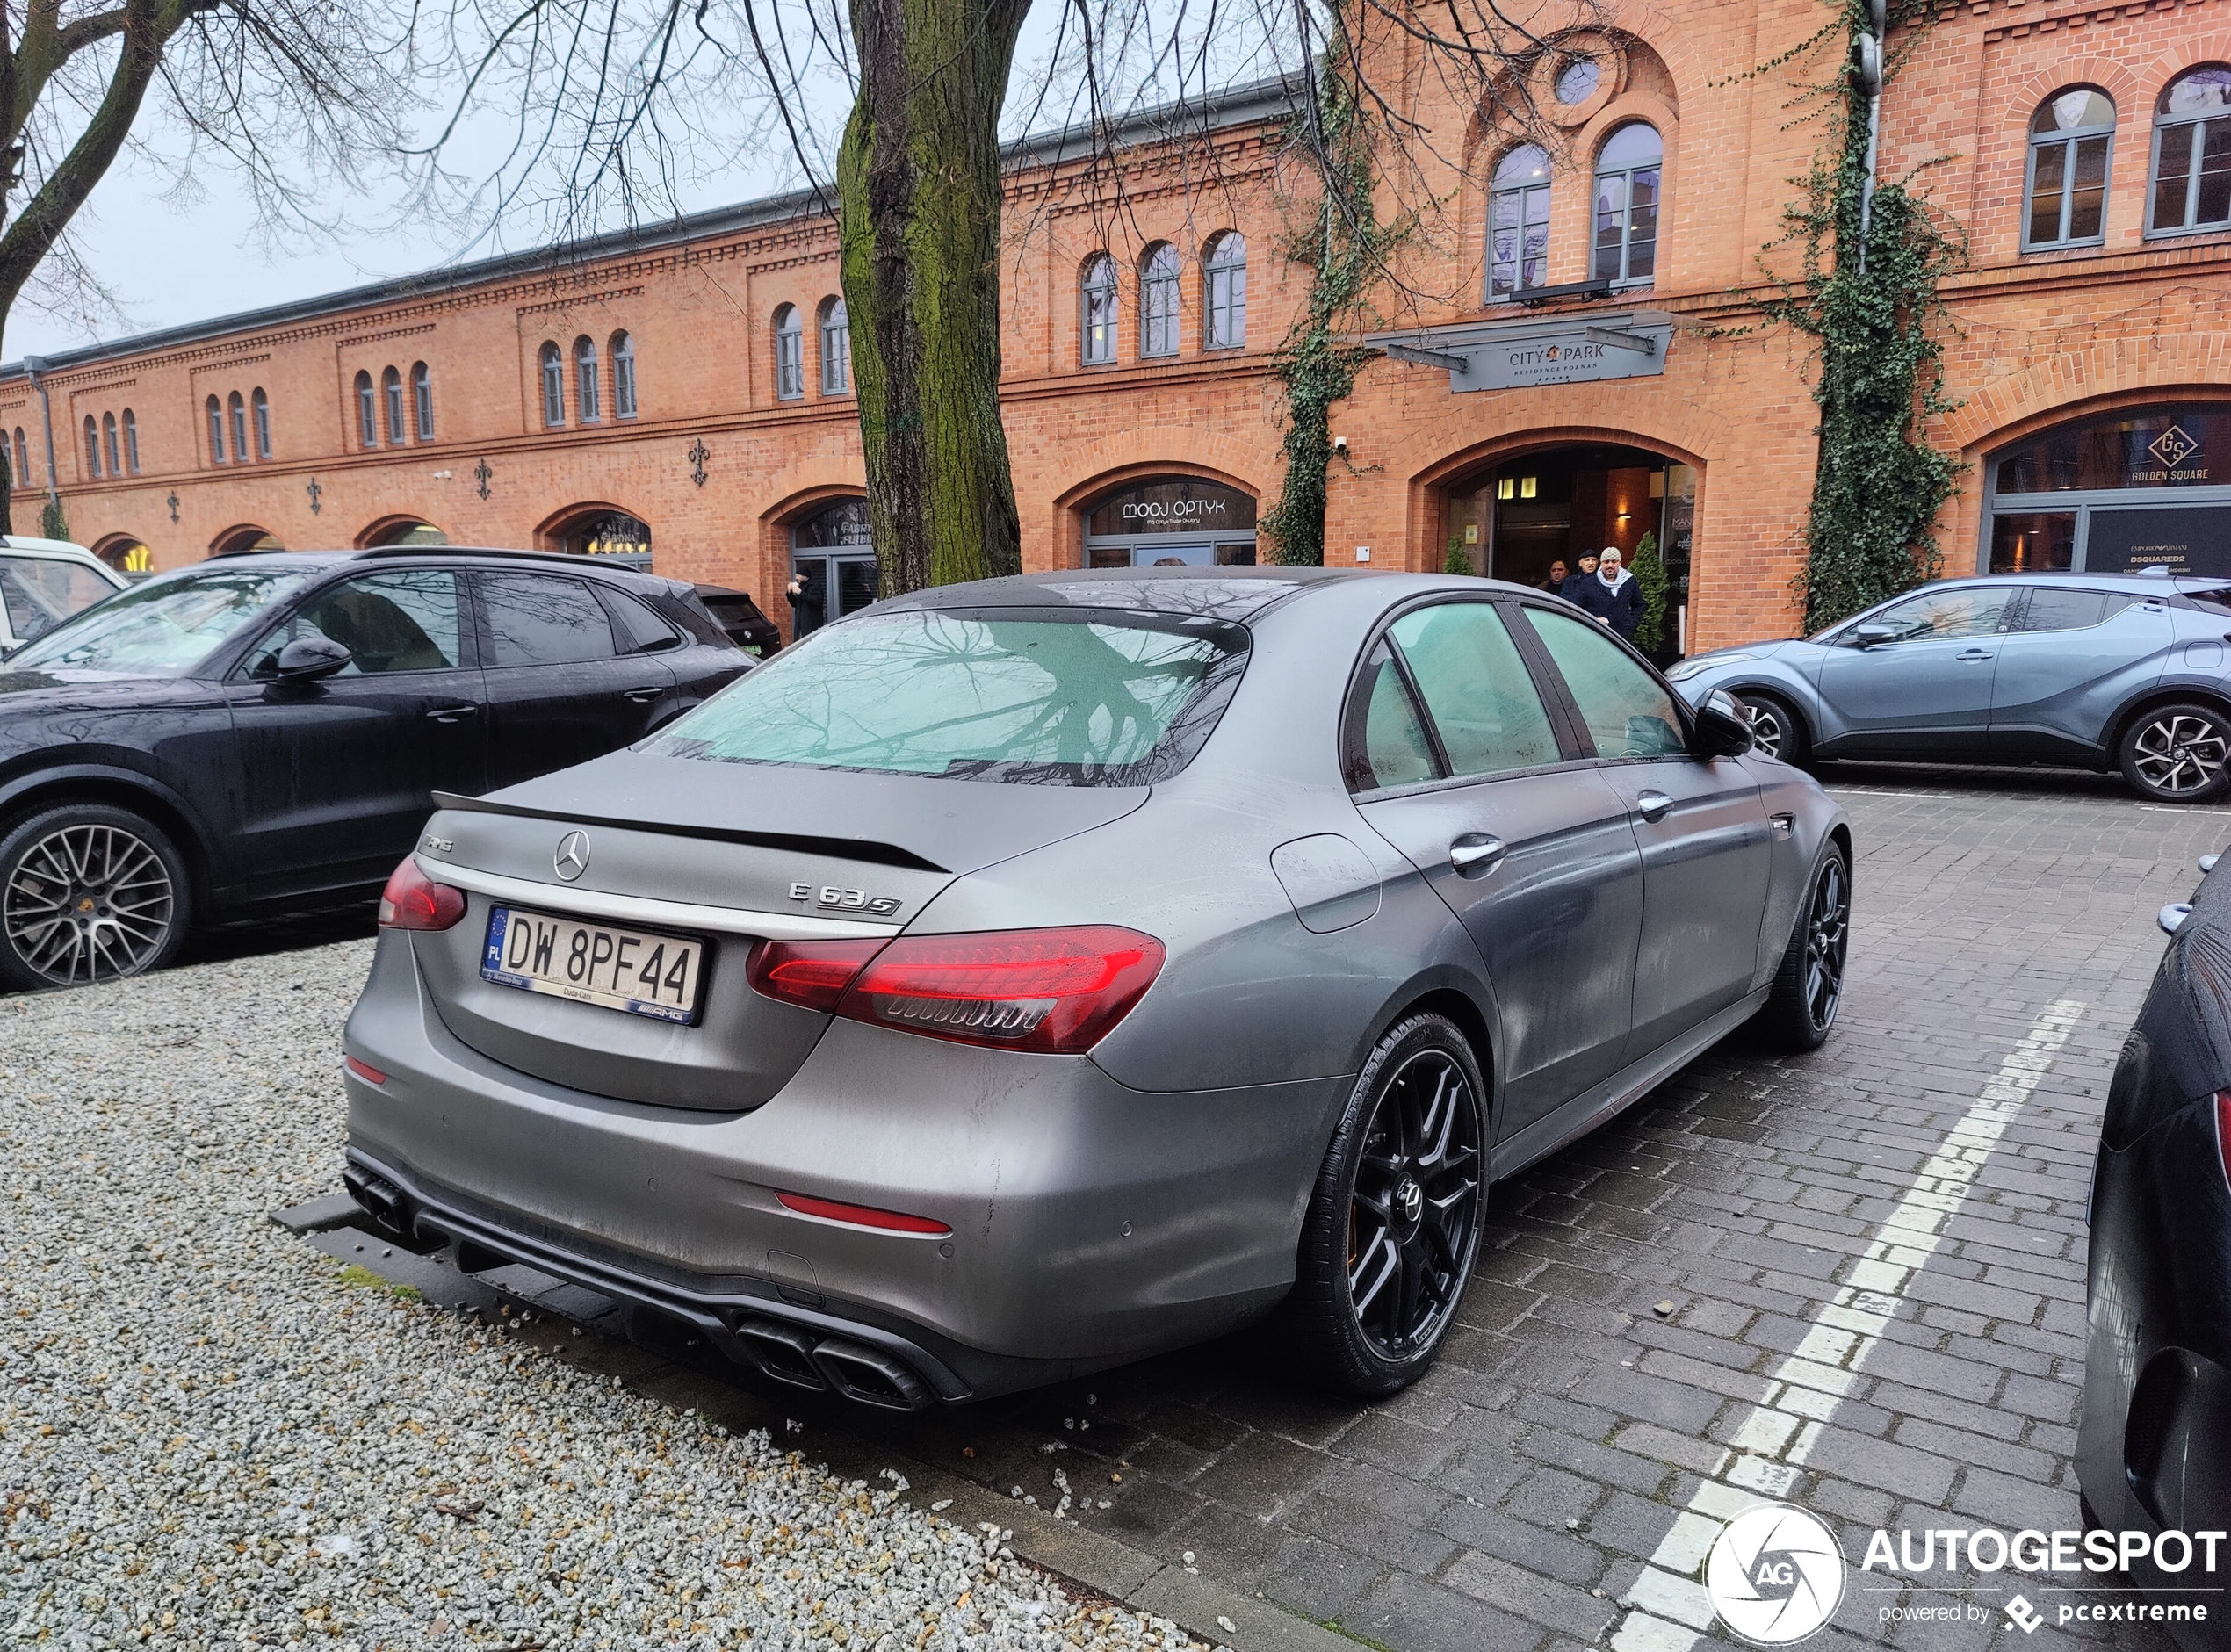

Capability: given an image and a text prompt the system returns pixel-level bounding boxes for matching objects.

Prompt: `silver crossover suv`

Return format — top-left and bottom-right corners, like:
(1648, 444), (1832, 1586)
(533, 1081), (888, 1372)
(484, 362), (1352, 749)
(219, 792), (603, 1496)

(343, 569), (1850, 1406)
(1669, 572), (2231, 802)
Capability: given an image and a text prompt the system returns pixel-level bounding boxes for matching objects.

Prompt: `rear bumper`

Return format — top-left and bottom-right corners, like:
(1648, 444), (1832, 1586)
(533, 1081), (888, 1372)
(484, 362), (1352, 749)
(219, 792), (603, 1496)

(341, 931), (1342, 1394)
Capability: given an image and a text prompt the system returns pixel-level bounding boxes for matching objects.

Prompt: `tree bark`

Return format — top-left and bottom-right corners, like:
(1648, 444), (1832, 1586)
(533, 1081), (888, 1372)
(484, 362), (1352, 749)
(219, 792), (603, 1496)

(837, 0), (1030, 595)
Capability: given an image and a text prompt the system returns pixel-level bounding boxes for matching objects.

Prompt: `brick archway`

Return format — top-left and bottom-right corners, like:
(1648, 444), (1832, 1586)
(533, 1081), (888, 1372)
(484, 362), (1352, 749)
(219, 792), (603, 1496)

(354, 514), (445, 549)
(209, 523), (281, 557)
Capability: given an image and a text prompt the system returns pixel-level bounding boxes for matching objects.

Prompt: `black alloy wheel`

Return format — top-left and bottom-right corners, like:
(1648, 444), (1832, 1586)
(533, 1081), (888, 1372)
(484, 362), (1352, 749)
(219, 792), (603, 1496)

(2119, 703), (2231, 804)
(1758, 847), (1850, 1051)
(0, 804), (190, 991)
(1734, 692), (1809, 768)
(1283, 1013), (1487, 1395)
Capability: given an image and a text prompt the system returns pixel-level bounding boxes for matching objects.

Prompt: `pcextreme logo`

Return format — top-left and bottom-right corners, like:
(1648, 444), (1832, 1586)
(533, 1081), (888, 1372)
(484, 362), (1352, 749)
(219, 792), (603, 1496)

(1706, 1503), (1848, 1645)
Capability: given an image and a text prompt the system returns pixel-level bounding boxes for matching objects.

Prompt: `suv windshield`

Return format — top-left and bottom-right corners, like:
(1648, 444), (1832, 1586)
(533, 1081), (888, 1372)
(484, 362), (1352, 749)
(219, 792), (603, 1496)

(7, 568), (312, 676)
(642, 607), (1249, 785)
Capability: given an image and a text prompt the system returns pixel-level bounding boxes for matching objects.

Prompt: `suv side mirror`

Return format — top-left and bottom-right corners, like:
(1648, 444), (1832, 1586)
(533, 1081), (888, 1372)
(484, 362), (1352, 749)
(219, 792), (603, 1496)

(274, 636), (352, 682)
(1850, 624), (1897, 649)
(1691, 689), (1756, 759)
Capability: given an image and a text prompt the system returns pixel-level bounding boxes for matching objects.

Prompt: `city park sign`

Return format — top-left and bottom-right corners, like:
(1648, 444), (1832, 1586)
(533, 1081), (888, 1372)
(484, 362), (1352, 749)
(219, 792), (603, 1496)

(1365, 309), (1676, 394)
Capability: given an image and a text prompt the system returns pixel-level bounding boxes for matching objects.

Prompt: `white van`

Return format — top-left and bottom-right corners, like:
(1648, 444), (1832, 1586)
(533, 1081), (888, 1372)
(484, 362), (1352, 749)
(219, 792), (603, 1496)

(0, 537), (128, 652)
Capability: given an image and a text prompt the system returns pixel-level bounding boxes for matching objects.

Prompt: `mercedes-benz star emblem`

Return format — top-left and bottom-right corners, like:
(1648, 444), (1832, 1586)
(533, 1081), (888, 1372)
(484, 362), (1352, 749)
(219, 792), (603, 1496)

(553, 830), (592, 882)
(1397, 1180), (1424, 1223)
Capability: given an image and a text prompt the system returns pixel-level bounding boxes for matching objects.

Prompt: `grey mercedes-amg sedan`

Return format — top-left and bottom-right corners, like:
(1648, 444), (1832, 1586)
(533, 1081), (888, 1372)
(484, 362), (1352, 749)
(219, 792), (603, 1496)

(340, 568), (1851, 1407)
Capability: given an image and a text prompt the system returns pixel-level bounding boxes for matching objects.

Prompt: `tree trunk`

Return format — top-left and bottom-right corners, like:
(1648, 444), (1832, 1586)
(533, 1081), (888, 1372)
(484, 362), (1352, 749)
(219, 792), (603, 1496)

(837, 0), (1029, 595)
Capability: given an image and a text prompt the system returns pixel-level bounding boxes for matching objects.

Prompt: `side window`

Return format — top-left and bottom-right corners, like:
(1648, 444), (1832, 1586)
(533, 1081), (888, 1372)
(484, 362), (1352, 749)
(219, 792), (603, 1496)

(1854, 585), (2017, 642)
(1522, 608), (1686, 760)
(480, 571), (619, 667)
(1389, 603), (1563, 777)
(2016, 588), (2132, 632)
(245, 571), (463, 677)
(599, 587), (682, 653)
(1345, 642), (1441, 792)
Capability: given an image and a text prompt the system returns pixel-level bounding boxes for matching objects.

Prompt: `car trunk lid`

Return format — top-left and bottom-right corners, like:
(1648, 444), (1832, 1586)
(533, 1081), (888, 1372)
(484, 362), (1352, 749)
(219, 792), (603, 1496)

(407, 750), (1148, 1110)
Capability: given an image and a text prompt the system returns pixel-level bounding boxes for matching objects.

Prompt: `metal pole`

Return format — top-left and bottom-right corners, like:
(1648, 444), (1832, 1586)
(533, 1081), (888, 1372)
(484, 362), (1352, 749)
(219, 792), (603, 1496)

(21, 355), (61, 522)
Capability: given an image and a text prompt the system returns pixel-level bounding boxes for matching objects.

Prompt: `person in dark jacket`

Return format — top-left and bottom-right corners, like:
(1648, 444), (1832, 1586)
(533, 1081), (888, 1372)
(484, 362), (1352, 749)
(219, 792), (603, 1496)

(1557, 553), (1599, 602)
(1567, 546), (1644, 640)
(1541, 559), (1570, 595)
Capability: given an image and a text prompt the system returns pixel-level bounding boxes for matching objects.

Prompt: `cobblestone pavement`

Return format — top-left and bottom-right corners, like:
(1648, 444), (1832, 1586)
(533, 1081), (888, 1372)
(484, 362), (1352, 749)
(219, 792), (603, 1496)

(278, 768), (2221, 1652)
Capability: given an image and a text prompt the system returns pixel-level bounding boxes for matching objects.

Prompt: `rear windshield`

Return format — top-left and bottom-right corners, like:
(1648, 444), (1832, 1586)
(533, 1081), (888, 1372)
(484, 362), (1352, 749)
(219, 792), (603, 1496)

(641, 607), (1248, 785)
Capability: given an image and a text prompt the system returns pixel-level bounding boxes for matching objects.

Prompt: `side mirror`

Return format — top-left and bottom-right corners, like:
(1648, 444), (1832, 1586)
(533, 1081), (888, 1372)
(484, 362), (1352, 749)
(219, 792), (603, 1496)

(274, 636), (351, 682)
(1692, 689), (1756, 760)
(1851, 624), (1897, 649)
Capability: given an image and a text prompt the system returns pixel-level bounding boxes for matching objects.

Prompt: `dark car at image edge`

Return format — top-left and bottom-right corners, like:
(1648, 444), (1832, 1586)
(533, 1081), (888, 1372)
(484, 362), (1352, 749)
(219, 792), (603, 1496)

(0, 545), (751, 992)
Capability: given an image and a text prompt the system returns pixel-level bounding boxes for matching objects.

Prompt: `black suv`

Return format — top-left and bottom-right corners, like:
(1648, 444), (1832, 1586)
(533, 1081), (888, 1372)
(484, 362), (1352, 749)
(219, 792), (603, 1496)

(0, 547), (752, 990)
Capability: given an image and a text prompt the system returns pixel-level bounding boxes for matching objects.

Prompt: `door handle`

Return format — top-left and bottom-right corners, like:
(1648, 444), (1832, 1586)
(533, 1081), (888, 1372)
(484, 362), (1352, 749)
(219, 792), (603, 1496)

(1635, 790), (1673, 824)
(622, 686), (664, 703)
(1448, 833), (1506, 878)
(425, 704), (479, 723)
(1955, 648), (1994, 661)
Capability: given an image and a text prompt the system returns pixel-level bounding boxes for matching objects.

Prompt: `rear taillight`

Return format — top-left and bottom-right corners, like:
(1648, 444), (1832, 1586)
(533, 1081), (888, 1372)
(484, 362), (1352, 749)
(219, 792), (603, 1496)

(776, 1190), (950, 1235)
(747, 938), (889, 1012)
(343, 1055), (386, 1086)
(2218, 1092), (2230, 1189)
(834, 926), (1164, 1054)
(377, 856), (466, 931)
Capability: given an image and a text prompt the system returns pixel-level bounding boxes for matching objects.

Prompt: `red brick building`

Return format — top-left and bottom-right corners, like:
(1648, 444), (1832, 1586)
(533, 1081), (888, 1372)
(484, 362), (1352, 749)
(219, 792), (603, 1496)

(5, 0), (2227, 651)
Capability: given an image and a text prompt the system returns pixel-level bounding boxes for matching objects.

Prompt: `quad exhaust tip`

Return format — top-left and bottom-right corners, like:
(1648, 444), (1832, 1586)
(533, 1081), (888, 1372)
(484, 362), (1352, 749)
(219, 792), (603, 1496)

(731, 1315), (932, 1410)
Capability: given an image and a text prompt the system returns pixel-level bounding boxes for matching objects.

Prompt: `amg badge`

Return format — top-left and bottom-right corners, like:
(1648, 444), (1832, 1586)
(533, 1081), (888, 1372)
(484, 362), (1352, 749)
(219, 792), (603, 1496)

(789, 881), (903, 917)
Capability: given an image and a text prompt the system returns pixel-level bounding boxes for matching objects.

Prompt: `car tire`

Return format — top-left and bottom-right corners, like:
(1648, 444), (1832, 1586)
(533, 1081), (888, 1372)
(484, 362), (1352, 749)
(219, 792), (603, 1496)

(2119, 702), (2231, 804)
(0, 803), (191, 992)
(1756, 845), (1851, 1052)
(1280, 1012), (1487, 1396)
(1733, 691), (1810, 768)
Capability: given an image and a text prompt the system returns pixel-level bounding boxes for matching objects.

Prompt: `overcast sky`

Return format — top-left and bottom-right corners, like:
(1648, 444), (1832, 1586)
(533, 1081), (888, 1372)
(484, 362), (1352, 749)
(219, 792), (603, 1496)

(5, 3), (1293, 364)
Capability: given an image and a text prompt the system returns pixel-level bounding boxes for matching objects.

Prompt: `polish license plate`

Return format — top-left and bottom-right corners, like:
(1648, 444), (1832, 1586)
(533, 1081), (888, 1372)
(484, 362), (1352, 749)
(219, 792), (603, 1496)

(480, 905), (705, 1024)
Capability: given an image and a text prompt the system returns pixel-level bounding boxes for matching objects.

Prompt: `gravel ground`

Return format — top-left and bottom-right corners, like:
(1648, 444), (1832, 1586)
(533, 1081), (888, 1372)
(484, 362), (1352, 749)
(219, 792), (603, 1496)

(0, 941), (1209, 1652)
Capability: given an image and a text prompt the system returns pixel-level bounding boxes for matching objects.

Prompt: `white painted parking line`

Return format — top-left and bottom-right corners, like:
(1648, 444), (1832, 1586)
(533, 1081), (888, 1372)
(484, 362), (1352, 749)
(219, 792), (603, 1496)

(1609, 999), (2088, 1649)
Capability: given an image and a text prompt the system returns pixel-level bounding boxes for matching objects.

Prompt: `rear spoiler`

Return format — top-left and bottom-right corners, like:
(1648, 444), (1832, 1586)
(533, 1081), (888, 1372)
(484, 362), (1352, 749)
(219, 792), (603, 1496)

(428, 790), (949, 872)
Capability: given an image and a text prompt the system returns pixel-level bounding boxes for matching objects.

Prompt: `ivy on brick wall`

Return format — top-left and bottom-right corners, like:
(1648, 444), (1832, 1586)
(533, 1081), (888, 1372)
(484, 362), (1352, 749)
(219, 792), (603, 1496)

(1763, 0), (1965, 631)
(1263, 60), (1397, 567)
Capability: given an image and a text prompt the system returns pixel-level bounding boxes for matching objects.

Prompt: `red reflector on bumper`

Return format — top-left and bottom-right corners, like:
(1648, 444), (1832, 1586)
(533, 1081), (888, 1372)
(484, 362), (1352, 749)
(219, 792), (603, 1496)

(776, 1190), (950, 1236)
(343, 1055), (387, 1086)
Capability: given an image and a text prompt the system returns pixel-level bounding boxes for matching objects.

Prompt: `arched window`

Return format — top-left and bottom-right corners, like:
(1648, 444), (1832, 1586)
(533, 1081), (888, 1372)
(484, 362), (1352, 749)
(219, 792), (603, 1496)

(83, 415), (101, 479)
(230, 392), (249, 463)
(2149, 65), (2231, 235)
(250, 390), (271, 461)
(381, 368), (404, 444)
(574, 335), (600, 422)
(2026, 88), (2114, 249)
(1593, 124), (1663, 285)
(1140, 244), (1180, 358)
(213, 394), (233, 463)
(1490, 145), (1552, 299)
(1080, 255), (1118, 364)
(539, 343), (565, 427)
(355, 372), (377, 448)
(102, 414), (119, 478)
(11, 428), (26, 486)
(411, 363), (432, 441)
(1204, 232), (1247, 349)
(610, 332), (636, 418)
(123, 408), (141, 473)
(818, 299), (849, 394)
(774, 306), (804, 400)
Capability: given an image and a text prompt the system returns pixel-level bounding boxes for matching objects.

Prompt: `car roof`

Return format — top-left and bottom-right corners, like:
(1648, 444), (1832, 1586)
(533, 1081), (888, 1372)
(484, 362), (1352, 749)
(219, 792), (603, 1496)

(194, 545), (675, 591)
(0, 537), (105, 563)
(1911, 570), (2229, 596)
(874, 565), (1379, 623)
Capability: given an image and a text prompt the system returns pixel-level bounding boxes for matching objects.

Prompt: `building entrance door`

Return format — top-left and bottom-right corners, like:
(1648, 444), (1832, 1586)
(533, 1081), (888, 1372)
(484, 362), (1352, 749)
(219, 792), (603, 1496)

(790, 499), (878, 637)
(1081, 476), (1258, 568)
(1442, 444), (1694, 653)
